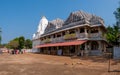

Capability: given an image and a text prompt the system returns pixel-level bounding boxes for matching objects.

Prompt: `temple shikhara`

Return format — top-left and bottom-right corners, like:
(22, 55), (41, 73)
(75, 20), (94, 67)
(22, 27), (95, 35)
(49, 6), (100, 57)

(32, 10), (108, 56)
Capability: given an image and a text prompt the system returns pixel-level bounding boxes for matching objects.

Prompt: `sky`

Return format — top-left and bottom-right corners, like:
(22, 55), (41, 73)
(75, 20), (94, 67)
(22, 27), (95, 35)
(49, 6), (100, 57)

(0, 0), (119, 44)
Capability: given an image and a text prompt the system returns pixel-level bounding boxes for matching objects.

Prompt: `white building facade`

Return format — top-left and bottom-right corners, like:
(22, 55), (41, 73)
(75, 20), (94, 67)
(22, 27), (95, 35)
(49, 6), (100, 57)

(32, 10), (108, 56)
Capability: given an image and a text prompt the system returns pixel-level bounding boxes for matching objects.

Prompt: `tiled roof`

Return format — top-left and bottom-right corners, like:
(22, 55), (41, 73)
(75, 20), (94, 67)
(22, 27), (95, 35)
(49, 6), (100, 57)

(42, 10), (105, 36)
(64, 10), (104, 25)
(44, 18), (64, 34)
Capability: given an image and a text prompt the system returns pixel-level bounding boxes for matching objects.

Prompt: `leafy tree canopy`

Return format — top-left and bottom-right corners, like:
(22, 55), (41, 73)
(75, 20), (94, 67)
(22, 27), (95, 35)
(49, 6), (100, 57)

(106, 1), (120, 46)
(6, 36), (32, 49)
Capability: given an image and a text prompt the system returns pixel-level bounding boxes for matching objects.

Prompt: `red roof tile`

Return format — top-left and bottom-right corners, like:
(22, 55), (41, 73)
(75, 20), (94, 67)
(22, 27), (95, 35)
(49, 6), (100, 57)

(35, 40), (87, 48)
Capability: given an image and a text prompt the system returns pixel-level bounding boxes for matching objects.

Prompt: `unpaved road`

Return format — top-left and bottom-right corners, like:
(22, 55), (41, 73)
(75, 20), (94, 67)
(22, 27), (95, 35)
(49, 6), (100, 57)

(0, 53), (120, 75)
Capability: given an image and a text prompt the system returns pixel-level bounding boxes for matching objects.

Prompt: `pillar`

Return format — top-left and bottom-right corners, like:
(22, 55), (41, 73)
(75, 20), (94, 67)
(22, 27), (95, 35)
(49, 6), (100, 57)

(76, 28), (80, 38)
(84, 42), (88, 56)
(88, 42), (91, 51)
(98, 27), (102, 38)
(51, 35), (53, 43)
(98, 41), (102, 52)
(103, 43), (106, 52)
(88, 29), (91, 38)
(66, 30), (69, 34)
(75, 45), (78, 56)
(55, 34), (57, 38)
(61, 32), (63, 36)
(77, 45), (80, 56)
(84, 27), (88, 38)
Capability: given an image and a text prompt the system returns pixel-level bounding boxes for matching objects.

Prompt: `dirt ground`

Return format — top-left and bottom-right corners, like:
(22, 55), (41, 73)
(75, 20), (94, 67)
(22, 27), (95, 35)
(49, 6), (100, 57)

(0, 53), (120, 75)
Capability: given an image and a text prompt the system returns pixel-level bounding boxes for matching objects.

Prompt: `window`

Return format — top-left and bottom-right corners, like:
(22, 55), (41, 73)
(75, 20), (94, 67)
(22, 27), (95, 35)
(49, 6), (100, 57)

(57, 34), (61, 37)
(53, 34), (55, 38)
(69, 29), (75, 34)
(91, 29), (98, 33)
(48, 36), (50, 38)
(80, 28), (84, 33)
(62, 32), (65, 36)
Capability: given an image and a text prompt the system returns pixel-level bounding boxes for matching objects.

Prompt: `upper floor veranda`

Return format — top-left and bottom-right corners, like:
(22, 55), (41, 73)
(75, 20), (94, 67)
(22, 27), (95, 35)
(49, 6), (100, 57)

(32, 10), (107, 46)
(33, 25), (107, 45)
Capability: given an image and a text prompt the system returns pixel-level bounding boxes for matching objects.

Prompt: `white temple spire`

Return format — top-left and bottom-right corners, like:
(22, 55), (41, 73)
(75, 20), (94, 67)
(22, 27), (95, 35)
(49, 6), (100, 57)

(33, 16), (48, 39)
(37, 16), (48, 34)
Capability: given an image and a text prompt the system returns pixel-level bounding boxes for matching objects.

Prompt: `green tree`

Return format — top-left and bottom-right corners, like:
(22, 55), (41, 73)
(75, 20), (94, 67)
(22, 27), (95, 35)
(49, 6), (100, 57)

(8, 40), (19, 49)
(114, 1), (120, 32)
(106, 1), (120, 46)
(114, 2), (120, 27)
(106, 26), (114, 43)
(106, 25), (120, 45)
(18, 36), (25, 49)
(6, 36), (31, 49)
(25, 39), (32, 49)
(6, 37), (19, 49)
(113, 1), (120, 45)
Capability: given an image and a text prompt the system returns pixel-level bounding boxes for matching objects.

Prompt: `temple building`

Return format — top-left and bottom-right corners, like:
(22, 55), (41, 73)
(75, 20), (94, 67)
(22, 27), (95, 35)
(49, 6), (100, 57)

(32, 10), (108, 56)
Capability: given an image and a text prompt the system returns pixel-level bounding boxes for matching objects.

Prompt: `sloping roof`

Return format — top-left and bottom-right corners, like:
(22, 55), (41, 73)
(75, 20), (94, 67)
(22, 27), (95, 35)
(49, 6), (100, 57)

(42, 10), (105, 36)
(50, 18), (64, 28)
(35, 40), (87, 48)
(64, 10), (104, 25)
(44, 18), (64, 34)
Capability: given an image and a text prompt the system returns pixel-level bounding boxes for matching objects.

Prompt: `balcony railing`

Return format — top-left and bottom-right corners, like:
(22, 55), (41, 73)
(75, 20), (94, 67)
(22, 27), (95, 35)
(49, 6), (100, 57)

(89, 33), (107, 40)
(40, 38), (51, 44)
(43, 38), (51, 43)
(89, 33), (100, 38)
(64, 33), (77, 40)
(77, 33), (86, 38)
(52, 37), (64, 43)
(40, 33), (106, 45)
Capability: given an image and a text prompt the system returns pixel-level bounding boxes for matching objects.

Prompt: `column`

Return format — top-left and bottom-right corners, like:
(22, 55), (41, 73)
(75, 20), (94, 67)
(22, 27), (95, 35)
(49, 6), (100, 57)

(55, 34), (57, 43)
(75, 45), (78, 56)
(98, 27), (102, 38)
(76, 28), (80, 38)
(84, 27), (88, 38)
(51, 35), (53, 43)
(61, 32), (63, 36)
(67, 30), (69, 34)
(103, 43), (106, 52)
(85, 42), (88, 56)
(55, 34), (57, 38)
(61, 32), (63, 42)
(98, 41), (102, 52)
(89, 42), (91, 51)
(77, 45), (80, 56)
(88, 29), (91, 38)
